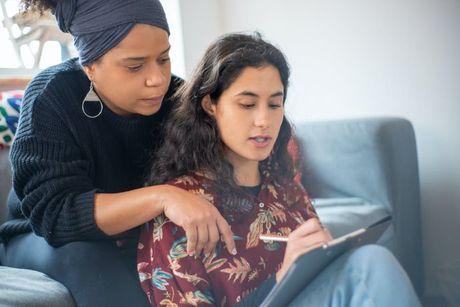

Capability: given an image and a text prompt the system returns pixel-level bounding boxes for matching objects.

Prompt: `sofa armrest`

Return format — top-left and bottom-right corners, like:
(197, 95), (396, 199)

(294, 117), (424, 295)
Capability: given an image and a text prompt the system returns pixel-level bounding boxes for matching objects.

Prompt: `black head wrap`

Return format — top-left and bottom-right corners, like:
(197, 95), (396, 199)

(53, 0), (169, 64)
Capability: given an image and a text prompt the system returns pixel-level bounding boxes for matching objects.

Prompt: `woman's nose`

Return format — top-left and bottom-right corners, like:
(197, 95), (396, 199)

(254, 107), (269, 128)
(145, 64), (166, 87)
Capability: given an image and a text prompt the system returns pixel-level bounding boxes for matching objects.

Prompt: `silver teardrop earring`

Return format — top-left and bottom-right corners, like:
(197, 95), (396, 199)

(82, 82), (103, 118)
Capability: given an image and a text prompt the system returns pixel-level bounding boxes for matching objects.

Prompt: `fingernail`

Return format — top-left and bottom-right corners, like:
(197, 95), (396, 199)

(231, 248), (237, 255)
(188, 251), (194, 257)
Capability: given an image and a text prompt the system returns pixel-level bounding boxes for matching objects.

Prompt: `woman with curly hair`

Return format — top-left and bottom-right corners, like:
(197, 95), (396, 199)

(137, 33), (421, 306)
(0, 1), (236, 306)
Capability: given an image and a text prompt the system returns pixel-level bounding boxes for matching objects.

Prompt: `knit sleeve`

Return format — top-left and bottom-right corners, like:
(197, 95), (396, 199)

(10, 91), (109, 246)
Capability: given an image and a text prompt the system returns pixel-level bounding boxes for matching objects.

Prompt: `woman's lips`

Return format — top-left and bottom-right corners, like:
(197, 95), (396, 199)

(140, 96), (163, 106)
(248, 136), (272, 148)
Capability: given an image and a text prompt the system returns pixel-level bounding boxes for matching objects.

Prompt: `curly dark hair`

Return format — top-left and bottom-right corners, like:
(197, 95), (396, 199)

(20, 0), (57, 13)
(148, 32), (293, 197)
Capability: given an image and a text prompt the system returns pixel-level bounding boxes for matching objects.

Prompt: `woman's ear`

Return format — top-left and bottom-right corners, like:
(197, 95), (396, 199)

(201, 95), (216, 116)
(82, 63), (96, 82)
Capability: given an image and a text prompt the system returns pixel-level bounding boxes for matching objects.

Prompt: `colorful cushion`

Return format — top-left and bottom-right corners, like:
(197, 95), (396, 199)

(0, 91), (23, 149)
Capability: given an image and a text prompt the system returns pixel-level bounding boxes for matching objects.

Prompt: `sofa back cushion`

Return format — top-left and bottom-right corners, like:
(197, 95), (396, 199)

(0, 149), (11, 224)
(0, 91), (22, 148)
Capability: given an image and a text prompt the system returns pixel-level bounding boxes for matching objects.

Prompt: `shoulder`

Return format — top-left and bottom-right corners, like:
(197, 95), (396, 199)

(166, 172), (215, 203)
(16, 59), (88, 138)
(20, 58), (87, 119)
(269, 175), (311, 206)
(25, 58), (87, 103)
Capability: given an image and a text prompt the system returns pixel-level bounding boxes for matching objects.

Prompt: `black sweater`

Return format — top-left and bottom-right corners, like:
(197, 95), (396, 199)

(0, 58), (182, 246)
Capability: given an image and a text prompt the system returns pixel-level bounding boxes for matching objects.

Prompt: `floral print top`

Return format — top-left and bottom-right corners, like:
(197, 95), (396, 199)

(137, 168), (319, 306)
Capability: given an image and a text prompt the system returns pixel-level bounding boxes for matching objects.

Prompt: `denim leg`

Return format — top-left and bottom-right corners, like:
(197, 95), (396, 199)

(289, 244), (421, 307)
(3, 232), (150, 307)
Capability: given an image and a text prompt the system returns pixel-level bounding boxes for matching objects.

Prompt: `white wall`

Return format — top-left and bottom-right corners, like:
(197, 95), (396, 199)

(179, 0), (460, 302)
(179, 0), (224, 76)
(160, 0), (186, 78)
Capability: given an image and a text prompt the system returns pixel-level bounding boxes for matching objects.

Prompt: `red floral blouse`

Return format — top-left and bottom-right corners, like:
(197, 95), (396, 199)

(137, 168), (319, 306)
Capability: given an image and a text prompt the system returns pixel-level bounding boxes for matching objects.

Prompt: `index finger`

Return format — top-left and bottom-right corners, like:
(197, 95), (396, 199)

(216, 215), (237, 255)
(184, 225), (198, 256)
(290, 218), (323, 239)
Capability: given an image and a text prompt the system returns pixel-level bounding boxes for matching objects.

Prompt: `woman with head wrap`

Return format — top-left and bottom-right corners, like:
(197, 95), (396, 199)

(0, 1), (236, 306)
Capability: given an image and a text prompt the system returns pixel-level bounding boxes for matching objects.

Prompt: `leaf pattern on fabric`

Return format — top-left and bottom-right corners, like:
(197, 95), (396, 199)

(173, 269), (208, 286)
(279, 226), (292, 236)
(246, 215), (264, 249)
(174, 176), (199, 186)
(159, 299), (178, 307)
(267, 184), (278, 199)
(180, 290), (214, 306)
(137, 170), (321, 306)
(246, 204), (286, 249)
(222, 197), (254, 223)
(139, 272), (151, 282)
(138, 262), (151, 282)
(203, 253), (228, 273)
(169, 236), (188, 260)
(248, 269), (259, 281)
(169, 257), (209, 286)
(258, 257), (267, 270)
(289, 210), (306, 225)
(221, 257), (251, 283)
(305, 195), (319, 219)
(264, 241), (281, 251)
(151, 268), (173, 291)
(152, 215), (168, 242)
(268, 202), (287, 222)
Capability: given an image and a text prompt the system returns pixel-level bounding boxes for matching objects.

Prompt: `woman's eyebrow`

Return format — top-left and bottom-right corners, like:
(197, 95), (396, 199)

(235, 90), (284, 97)
(161, 45), (171, 54)
(270, 91), (284, 98)
(121, 46), (171, 62)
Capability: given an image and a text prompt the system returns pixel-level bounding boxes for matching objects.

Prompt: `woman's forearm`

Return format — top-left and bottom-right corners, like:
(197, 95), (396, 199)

(94, 185), (168, 235)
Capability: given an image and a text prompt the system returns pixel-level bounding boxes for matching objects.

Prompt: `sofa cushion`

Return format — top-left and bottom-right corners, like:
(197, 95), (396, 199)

(313, 197), (390, 238)
(0, 266), (74, 307)
(0, 91), (22, 148)
(0, 149), (11, 224)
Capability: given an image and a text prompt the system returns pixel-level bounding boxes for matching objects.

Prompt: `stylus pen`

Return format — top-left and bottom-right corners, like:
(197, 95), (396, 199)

(259, 234), (289, 242)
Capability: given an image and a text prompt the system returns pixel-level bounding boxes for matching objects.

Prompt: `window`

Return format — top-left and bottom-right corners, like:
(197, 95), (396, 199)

(0, 0), (185, 78)
(0, 0), (75, 71)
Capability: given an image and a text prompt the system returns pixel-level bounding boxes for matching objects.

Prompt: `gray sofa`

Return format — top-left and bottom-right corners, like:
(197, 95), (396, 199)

(0, 117), (424, 305)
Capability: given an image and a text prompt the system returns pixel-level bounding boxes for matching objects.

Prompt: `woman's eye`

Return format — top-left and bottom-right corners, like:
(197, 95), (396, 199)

(127, 65), (143, 72)
(240, 103), (255, 109)
(159, 57), (170, 65)
(269, 103), (282, 109)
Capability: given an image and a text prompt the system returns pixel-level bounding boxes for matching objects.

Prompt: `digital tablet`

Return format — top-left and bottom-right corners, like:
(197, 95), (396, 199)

(260, 216), (392, 307)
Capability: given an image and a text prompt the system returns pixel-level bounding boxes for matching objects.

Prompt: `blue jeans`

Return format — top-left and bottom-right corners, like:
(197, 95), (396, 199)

(288, 245), (421, 307)
(2, 232), (149, 307)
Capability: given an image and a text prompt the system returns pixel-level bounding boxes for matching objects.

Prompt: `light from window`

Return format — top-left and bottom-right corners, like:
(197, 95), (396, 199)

(1, 0), (186, 78)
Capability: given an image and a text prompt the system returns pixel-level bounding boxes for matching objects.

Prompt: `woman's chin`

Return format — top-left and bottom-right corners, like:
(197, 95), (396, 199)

(135, 104), (163, 116)
(245, 151), (272, 162)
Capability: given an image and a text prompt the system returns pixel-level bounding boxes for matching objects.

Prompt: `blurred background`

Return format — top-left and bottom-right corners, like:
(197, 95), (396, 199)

(1, 0), (459, 306)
